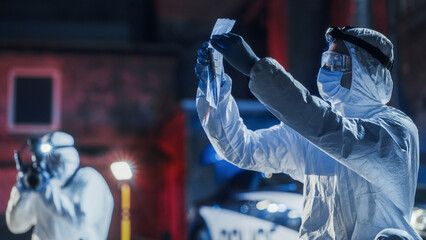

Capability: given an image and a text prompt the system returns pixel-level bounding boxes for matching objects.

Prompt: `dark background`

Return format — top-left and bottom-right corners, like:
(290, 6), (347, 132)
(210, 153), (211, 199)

(0, 0), (425, 239)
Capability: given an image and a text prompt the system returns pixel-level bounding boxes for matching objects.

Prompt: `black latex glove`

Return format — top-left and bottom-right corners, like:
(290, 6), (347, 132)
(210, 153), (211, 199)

(210, 33), (260, 76)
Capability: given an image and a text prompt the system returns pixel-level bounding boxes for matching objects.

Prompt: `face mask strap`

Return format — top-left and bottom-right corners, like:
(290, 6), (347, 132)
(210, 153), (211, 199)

(326, 26), (393, 71)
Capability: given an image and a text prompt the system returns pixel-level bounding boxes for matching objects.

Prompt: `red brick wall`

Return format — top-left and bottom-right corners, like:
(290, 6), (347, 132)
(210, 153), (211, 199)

(0, 48), (186, 239)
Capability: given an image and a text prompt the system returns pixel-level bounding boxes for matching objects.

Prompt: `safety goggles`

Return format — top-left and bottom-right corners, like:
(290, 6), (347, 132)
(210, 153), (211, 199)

(325, 26), (393, 70)
(321, 51), (352, 72)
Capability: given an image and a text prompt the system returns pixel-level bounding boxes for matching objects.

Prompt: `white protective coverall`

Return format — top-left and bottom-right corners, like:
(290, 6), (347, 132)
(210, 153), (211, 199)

(6, 132), (114, 240)
(196, 28), (420, 239)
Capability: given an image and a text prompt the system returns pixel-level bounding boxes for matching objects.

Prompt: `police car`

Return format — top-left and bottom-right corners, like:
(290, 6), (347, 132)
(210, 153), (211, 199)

(188, 170), (304, 240)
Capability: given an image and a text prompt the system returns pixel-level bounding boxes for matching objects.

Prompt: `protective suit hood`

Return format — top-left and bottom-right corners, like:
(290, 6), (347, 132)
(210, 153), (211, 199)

(318, 27), (394, 117)
(41, 131), (80, 187)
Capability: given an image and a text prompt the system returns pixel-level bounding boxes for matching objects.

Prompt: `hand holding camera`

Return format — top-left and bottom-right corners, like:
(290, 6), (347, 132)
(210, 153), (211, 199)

(14, 139), (52, 191)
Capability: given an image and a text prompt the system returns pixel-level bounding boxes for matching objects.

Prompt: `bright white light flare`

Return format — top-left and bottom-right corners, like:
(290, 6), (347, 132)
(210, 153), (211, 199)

(40, 143), (53, 153)
(111, 161), (134, 180)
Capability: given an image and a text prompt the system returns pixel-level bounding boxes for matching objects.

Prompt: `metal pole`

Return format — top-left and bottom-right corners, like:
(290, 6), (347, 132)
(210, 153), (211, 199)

(388, 0), (401, 108)
(354, 0), (373, 28)
(121, 183), (131, 240)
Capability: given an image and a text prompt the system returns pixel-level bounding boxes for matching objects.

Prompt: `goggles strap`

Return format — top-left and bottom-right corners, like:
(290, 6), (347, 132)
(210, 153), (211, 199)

(328, 27), (393, 71)
(44, 132), (74, 149)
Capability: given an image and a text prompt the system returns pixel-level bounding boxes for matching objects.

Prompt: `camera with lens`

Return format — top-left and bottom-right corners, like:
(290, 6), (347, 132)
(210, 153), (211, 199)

(14, 138), (52, 191)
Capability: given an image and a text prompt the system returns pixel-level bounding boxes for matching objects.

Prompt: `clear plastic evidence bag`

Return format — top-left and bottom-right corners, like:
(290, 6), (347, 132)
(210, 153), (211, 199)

(206, 18), (236, 109)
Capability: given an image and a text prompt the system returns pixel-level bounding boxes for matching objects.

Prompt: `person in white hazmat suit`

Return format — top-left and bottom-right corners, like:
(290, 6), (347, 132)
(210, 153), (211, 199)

(6, 131), (114, 240)
(195, 26), (420, 239)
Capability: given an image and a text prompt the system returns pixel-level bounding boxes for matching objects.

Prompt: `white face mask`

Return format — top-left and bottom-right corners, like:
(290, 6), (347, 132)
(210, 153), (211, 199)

(317, 68), (350, 104)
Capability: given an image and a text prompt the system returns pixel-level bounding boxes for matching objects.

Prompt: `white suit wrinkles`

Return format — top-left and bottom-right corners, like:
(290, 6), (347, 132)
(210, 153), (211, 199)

(196, 57), (420, 239)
